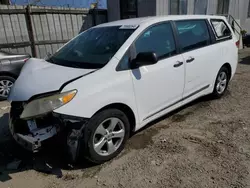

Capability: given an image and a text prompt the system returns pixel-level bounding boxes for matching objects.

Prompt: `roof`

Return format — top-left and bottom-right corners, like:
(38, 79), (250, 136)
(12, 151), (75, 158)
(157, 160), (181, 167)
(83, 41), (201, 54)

(96, 15), (226, 28)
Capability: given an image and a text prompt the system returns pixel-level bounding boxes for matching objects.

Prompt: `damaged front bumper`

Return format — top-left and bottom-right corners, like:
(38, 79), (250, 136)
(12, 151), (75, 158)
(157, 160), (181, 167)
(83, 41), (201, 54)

(9, 119), (58, 152)
(9, 102), (88, 155)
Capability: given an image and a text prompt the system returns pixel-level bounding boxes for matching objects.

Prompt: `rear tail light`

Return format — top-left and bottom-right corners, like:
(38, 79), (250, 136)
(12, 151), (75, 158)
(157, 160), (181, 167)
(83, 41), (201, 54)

(236, 40), (240, 48)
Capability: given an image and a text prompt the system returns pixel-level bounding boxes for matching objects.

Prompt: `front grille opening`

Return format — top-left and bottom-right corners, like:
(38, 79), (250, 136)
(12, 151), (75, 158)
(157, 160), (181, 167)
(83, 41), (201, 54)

(10, 102), (63, 135)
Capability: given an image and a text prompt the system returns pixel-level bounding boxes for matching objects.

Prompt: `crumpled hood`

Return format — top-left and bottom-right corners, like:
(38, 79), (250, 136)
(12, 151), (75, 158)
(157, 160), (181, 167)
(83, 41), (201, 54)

(8, 58), (95, 101)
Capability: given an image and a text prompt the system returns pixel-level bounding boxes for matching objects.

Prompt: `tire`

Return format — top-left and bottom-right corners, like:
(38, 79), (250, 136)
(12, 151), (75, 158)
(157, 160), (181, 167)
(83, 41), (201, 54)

(211, 66), (229, 98)
(80, 109), (130, 164)
(0, 75), (16, 101)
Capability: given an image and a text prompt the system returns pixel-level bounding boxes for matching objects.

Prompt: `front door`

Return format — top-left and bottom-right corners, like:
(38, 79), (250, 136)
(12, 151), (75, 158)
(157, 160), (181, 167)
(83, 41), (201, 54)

(131, 22), (185, 123)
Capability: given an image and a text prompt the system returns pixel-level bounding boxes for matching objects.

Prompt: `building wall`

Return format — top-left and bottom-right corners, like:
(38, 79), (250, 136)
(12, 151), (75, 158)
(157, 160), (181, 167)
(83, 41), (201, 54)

(107, 0), (120, 21)
(187, 0), (195, 14)
(107, 0), (250, 32)
(235, 0), (250, 32)
(155, 0), (250, 32)
(206, 0), (217, 14)
(138, 0), (156, 17)
(156, 0), (169, 15)
(155, 0), (219, 16)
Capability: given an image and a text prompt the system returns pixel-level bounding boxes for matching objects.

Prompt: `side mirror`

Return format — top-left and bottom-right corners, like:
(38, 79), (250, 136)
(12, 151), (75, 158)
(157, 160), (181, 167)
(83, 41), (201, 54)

(132, 52), (158, 68)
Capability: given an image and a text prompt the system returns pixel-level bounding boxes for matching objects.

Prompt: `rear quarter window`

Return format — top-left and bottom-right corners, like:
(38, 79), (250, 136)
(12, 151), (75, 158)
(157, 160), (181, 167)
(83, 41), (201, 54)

(210, 19), (232, 39)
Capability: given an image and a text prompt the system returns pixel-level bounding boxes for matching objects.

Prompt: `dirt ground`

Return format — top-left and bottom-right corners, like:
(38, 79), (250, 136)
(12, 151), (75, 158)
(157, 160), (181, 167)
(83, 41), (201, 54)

(1, 49), (250, 188)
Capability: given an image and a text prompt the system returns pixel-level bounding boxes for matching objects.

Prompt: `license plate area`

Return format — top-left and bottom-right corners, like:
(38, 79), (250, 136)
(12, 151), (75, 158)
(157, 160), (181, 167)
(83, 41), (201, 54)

(27, 120), (37, 131)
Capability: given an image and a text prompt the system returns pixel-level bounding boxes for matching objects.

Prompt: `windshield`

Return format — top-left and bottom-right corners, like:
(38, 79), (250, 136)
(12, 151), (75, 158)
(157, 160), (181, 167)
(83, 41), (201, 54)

(47, 26), (136, 69)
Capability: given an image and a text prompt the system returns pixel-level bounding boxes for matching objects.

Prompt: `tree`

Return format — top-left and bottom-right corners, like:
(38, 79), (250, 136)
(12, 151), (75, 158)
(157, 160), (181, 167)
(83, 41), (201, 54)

(89, 0), (104, 9)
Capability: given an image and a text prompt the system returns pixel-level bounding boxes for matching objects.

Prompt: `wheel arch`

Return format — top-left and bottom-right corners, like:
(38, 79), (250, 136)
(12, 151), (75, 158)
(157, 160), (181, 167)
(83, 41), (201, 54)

(94, 103), (136, 134)
(0, 71), (18, 79)
(222, 63), (232, 80)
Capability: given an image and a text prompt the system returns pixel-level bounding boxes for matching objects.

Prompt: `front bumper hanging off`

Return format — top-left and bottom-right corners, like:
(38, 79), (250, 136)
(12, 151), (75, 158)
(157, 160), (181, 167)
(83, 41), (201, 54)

(9, 118), (58, 152)
(9, 102), (88, 153)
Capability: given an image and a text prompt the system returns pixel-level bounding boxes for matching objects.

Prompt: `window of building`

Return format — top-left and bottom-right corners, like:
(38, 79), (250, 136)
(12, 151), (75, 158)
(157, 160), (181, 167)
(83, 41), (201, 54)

(175, 20), (210, 52)
(170, 0), (187, 15)
(211, 20), (232, 39)
(120, 0), (138, 19)
(135, 23), (177, 59)
(217, 0), (230, 15)
(194, 0), (208, 14)
(248, 0), (250, 17)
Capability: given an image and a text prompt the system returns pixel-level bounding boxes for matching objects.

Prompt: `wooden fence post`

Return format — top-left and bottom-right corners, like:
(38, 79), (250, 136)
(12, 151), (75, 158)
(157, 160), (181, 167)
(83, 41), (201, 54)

(25, 5), (37, 57)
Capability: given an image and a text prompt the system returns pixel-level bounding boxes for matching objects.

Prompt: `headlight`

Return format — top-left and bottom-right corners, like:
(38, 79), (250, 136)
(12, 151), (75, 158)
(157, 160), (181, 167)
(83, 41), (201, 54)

(20, 90), (77, 119)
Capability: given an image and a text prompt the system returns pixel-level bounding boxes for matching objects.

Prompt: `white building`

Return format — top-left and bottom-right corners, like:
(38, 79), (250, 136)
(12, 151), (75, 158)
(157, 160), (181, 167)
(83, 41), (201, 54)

(107, 0), (250, 32)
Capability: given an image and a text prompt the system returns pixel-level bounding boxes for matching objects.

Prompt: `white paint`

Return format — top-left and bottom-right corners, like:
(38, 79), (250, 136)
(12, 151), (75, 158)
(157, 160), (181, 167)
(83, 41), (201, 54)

(8, 58), (95, 101)
(11, 15), (238, 133)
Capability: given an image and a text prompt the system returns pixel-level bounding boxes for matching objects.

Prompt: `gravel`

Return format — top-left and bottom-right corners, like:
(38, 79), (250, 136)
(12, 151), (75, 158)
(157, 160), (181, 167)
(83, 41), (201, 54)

(1, 49), (250, 187)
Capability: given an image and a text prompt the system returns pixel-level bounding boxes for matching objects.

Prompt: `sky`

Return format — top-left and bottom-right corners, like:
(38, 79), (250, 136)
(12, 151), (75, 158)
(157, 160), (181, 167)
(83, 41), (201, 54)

(10, 0), (107, 9)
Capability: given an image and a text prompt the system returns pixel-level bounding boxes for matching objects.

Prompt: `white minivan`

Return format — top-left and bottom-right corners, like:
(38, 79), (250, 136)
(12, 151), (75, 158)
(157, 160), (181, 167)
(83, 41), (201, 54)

(8, 15), (238, 164)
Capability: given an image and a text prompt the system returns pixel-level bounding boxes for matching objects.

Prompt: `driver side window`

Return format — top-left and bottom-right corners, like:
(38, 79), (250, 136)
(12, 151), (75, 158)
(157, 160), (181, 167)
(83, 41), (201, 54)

(135, 22), (177, 59)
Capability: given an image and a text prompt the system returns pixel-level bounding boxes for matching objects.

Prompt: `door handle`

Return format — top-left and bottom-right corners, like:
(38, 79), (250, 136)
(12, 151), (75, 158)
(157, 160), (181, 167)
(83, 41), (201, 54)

(173, 61), (183, 68)
(186, 57), (195, 63)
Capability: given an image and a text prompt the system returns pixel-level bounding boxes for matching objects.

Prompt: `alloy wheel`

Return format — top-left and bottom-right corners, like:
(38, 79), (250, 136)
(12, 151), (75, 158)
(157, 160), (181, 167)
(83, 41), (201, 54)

(0, 80), (13, 98)
(216, 71), (227, 94)
(93, 117), (125, 156)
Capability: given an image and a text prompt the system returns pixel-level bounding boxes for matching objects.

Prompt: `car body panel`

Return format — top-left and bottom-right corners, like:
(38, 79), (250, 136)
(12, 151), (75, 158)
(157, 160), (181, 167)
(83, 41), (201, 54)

(8, 58), (95, 101)
(131, 54), (185, 125)
(54, 57), (140, 125)
(0, 51), (30, 77)
(54, 16), (237, 131)
(0, 51), (31, 99)
(10, 15), (238, 138)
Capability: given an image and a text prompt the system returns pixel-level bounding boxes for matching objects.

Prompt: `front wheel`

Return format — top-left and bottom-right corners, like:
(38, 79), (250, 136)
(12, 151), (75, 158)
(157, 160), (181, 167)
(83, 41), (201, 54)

(211, 66), (229, 98)
(80, 109), (130, 164)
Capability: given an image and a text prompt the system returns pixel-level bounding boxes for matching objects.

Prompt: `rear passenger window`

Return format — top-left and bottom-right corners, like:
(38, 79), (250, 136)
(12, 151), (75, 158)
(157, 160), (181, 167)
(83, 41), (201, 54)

(210, 19), (231, 38)
(175, 20), (210, 52)
(135, 22), (176, 59)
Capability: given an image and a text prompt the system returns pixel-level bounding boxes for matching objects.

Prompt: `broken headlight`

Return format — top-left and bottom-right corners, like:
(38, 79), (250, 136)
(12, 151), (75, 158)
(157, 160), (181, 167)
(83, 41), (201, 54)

(20, 90), (77, 119)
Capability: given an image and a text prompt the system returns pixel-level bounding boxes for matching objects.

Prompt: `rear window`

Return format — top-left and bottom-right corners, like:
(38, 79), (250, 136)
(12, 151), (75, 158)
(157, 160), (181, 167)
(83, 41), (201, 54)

(210, 19), (231, 39)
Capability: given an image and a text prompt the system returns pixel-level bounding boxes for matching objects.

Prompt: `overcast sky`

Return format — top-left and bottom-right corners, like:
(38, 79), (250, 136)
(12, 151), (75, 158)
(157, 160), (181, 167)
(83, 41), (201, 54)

(11, 0), (107, 9)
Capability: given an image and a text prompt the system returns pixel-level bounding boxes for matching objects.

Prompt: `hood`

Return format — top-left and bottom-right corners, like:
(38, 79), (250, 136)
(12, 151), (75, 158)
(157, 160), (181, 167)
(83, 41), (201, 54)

(8, 58), (95, 101)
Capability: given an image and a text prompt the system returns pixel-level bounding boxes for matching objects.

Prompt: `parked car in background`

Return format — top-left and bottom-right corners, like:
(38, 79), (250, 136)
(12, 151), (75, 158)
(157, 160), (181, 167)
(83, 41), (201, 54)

(8, 15), (238, 164)
(0, 50), (30, 100)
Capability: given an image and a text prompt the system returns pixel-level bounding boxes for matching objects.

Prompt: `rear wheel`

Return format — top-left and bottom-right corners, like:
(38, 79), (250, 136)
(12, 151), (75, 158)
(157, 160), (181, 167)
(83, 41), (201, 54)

(0, 76), (15, 100)
(80, 109), (130, 164)
(211, 66), (229, 98)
